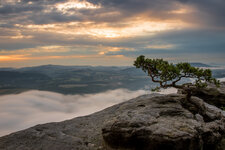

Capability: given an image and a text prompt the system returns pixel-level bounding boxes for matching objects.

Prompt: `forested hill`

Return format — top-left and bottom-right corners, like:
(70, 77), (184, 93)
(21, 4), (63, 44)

(0, 64), (224, 95)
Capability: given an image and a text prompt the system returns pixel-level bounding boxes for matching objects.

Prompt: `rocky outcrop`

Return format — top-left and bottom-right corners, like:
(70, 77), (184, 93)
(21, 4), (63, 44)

(0, 94), (225, 150)
(102, 95), (225, 150)
(178, 82), (225, 108)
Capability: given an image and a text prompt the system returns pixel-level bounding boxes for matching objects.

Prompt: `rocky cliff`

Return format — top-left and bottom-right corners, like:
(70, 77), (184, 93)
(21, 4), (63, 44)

(179, 82), (225, 108)
(0, 86), (225, 150)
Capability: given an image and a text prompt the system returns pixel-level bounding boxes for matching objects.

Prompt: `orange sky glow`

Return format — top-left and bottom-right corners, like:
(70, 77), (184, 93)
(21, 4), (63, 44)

(0, 0), (225, 67)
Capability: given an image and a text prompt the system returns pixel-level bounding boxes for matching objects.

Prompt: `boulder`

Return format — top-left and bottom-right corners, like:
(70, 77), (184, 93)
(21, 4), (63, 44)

(102, 94), (225, 150)
(178, 82), (225, 108)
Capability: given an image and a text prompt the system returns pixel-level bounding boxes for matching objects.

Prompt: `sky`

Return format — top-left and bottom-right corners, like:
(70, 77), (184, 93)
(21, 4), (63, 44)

(0, 0), (225, 67)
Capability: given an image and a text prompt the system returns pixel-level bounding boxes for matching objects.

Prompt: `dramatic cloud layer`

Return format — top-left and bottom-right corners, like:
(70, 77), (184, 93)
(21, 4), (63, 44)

(0, 0), (224, 67)
(0, 88), (177, 136)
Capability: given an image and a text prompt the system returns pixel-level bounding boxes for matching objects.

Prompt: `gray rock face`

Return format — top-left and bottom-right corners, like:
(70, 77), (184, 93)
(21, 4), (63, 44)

(178, 82), (225, 108)
(0, 94), (225, 150)
(102, 95), (225, 150)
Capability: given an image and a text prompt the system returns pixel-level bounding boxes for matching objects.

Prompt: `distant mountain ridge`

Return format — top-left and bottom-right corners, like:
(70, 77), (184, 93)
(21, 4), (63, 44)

(189, 62), (212, 67)
(0, 62), (213, 71)
(0, 65), (149, 95)
(0, 63), (224, 96)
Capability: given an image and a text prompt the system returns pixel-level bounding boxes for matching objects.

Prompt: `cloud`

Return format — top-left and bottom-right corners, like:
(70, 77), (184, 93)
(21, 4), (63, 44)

(104, 29), (225, 60)
(0, 27), (224, 66)
(0, 88), (177, 137)
(178, 0), (225, 28)
(1, 0), (224, 27)
(219, 77), (225, 82)
(0, 89), (147, 136)
(0, 0), (225, 66)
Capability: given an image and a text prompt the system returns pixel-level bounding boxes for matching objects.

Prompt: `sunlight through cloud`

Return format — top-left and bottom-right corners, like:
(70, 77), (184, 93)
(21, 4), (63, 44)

(56, 0), (101, 13)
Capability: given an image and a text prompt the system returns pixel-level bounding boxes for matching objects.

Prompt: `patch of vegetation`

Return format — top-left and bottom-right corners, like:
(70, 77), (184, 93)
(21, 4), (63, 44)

(134, 55), (220, 93)
(221, 107), (225, 111)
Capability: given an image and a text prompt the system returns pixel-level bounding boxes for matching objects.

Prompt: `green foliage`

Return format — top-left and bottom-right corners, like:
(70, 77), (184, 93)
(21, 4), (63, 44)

(151, 86), (160, 92)
(221, 107), (225, 111)
(134, 55), (219, 90)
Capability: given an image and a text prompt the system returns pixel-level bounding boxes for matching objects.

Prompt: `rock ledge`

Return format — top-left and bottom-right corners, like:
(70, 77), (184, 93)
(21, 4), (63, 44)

(0, 94), (225, 150)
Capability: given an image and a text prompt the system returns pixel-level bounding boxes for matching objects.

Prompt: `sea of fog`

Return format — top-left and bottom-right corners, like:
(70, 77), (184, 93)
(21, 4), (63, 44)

(0, 88), (177, 137)
(219, 77), (225, 82)
(0, 77), (224, 137)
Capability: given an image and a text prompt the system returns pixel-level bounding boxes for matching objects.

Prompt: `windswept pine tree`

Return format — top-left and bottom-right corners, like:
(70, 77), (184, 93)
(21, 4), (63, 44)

(134, 55), (220, 99)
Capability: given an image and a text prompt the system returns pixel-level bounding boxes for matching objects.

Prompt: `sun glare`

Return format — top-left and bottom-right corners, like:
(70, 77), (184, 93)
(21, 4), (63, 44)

(56, 0), (101, 13)
(86, 20), (188, 38)
(14, 18), (189, 39)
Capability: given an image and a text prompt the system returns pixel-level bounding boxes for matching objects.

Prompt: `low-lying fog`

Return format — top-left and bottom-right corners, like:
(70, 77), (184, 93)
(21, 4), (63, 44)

(0, 88), (177, 136)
